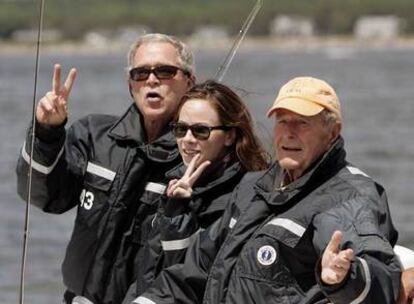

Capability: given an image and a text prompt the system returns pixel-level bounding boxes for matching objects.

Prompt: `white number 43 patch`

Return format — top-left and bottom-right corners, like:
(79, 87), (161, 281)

(80, 189), (94, 210)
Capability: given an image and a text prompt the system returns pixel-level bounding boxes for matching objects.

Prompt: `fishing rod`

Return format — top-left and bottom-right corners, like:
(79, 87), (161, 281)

(19, 0), (45, 303)
(215, 0), (263, 82)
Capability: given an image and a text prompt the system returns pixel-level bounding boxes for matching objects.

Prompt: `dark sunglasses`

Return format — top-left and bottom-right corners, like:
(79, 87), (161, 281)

(129, 65), (190, 81)
(171, 122), (232, 140)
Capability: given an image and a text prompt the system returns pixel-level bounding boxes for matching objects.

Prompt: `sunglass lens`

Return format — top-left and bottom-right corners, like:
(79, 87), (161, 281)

(155, 66), (178, 79)
(192, 125), (210, 140)
(173, 124), (188, 138)
(130, 68), (149, 81)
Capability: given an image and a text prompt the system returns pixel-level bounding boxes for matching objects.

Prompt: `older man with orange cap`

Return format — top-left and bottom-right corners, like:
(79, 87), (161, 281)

(135, 76), (401, 304)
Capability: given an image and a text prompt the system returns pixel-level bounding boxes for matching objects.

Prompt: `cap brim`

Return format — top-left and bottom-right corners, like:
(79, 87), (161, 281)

(267, 97), (325, 117)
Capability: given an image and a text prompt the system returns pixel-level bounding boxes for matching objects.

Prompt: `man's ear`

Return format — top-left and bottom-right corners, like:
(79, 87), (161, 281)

(330, 122), (341, 144)
(187, 74), (196, 88)
(128, 81), (134, 98)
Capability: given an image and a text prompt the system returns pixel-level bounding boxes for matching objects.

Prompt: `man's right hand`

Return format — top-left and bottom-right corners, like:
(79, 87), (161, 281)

(36, 64), (77, 126)
(398, 268), (414, 304)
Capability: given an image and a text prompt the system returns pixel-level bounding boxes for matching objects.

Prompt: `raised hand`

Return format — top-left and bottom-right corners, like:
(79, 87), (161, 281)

(36, 64), (77, 126)
(167, 154), (211, 198)
(321, 230), (354, 285)
(398, 268), (414, 304)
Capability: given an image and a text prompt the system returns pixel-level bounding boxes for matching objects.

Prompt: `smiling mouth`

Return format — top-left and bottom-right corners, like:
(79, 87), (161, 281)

(183, 149), (200, 157)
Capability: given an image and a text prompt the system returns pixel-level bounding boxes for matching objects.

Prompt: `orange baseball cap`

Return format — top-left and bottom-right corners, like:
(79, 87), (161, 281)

(267, 76), (342, 122)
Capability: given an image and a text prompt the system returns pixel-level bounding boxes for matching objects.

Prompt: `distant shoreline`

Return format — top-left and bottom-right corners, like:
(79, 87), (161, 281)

(3, 36), (414, 55)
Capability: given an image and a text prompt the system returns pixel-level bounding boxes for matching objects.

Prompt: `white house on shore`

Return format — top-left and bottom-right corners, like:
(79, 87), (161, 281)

(354, 15), (403, 40)
(83, 26), (150, 48)
(270, 15), (315, 37)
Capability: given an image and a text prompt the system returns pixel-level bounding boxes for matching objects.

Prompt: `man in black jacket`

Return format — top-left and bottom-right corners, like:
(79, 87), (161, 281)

(16, 33), (195, 304)
(136, 76), (401, 304)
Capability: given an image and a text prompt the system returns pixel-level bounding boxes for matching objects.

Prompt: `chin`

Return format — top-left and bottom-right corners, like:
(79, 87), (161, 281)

(182, 156), (191, 166)
(279, 158), (300, 171)
(144, 108), (166, 117)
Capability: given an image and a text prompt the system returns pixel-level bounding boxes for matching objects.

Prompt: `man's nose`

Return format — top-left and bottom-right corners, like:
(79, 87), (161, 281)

(146, 71), (160, 85)
(283, 122), (297, 137)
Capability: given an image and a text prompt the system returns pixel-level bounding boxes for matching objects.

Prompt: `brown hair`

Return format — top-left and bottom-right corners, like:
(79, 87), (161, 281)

(177, 80), (268, 171)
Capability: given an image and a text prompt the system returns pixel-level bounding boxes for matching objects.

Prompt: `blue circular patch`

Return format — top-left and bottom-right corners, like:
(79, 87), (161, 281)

(257, 245), (277, 266)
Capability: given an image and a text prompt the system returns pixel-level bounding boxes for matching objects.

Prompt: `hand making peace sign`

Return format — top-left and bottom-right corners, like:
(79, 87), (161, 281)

(36, 64), (77, 126)
(167, 154), (211, 198)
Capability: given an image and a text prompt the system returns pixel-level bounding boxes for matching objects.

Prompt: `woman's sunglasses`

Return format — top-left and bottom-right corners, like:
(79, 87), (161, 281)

(129, 65), (190, 81)
(171, 122), (231, 140)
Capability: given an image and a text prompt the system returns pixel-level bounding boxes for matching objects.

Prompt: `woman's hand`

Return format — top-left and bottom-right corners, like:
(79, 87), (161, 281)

(167, 154), (210, 198)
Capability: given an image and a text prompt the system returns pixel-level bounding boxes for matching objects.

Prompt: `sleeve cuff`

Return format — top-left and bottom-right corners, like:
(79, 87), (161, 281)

(159, 196), (191, 217)
(35, 118), (67, 143)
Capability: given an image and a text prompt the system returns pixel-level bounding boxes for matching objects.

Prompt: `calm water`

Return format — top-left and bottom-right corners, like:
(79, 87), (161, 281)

(1, 45), (414, 303)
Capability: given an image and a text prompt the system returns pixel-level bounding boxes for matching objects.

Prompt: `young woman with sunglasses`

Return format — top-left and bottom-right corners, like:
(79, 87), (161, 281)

(123, 80), (268, 302)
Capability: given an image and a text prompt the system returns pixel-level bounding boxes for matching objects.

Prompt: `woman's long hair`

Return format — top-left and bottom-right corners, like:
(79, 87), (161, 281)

(177, 80), (268, 171)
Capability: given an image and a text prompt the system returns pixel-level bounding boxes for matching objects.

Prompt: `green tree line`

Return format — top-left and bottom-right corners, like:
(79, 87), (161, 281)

(1, 0), (414, 39)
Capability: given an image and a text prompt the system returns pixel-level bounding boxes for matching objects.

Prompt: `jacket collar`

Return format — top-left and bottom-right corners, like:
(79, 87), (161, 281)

(108, 103), (146, 143)
(108, 103), (179, 162)
(143, 130), (179, 163)
(255, 137), (347, 206)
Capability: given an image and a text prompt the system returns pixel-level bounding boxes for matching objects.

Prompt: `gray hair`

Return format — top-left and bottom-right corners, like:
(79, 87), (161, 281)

(127, 33), (195, 75)
(321, 109), (340, 128)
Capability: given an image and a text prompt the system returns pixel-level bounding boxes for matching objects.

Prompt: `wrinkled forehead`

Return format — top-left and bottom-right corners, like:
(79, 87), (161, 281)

(133, 42), (181, 67)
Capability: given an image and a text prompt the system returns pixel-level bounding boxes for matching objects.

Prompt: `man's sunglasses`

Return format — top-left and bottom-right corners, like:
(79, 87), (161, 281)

(171, 122), (232, 140)
(129, 65), (190, 81)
